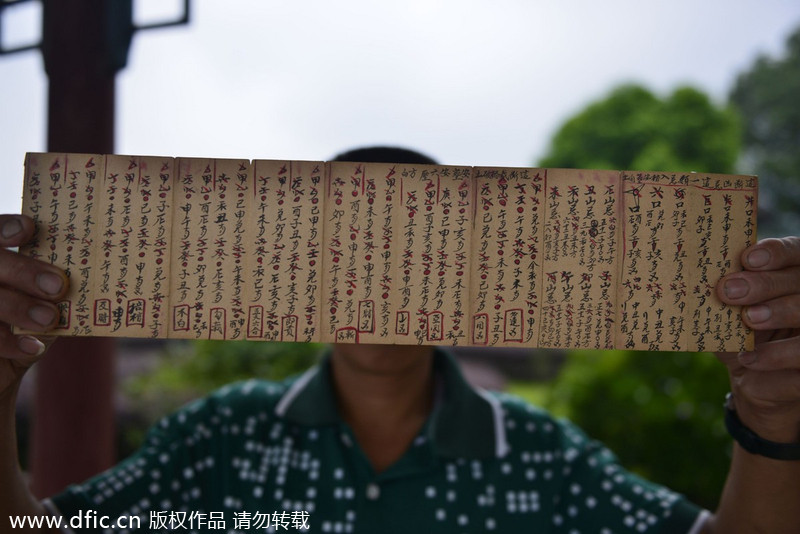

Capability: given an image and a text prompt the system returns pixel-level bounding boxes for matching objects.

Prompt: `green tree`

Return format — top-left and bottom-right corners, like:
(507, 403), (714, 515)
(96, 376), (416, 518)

(545, 350), (730, 510)
(536, 83), (741, 510)
(730, 26), (800, 236)
(541, 84), (740, 173)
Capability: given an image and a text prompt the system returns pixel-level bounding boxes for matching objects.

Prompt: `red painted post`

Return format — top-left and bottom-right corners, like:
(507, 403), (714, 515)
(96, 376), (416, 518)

(30, 0), (117, 498)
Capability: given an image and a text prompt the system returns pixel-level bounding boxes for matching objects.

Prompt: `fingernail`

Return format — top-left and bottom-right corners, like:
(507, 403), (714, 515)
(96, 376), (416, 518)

(1, 218), (22, 239)
(724, 278), (749, 299)
(28, 305), (56, 327)
(746, 305), (771, 324)
(36, 272), (64, 296)
(747, 248), (770, 268)
(738, 351), (758, 366)
(18, 336), (45, 356)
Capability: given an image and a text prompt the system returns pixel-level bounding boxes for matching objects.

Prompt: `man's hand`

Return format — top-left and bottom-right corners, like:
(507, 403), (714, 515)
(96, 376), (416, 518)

(0, 214), (68, 397)
(716, 236), (800, 443)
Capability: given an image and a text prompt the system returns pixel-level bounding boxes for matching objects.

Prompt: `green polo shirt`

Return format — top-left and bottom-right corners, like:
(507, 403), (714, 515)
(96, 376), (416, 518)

(48, 349), (705, 533)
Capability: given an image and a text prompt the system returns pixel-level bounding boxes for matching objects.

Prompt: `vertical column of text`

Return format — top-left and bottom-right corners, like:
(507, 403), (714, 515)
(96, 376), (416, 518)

(470, 168), (544, 346)
(322, 162), (397, 343)
(540, 170), (619, 349)
(248, 160), (323, 343)
(617, 172), (690, 350)
(20, 153), (103, 334)
(687, 174), (757, 351)
(394, 165), (473, 345)
(169, 158), (251, 339)
(92, 156), (174, 337)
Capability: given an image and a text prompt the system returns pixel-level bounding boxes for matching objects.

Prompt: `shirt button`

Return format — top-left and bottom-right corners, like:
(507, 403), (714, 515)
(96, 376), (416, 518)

(365, 483), (381, 500)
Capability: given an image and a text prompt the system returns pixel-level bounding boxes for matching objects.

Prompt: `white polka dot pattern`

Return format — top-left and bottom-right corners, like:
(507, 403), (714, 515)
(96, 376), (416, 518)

(51, 379), (704, 533)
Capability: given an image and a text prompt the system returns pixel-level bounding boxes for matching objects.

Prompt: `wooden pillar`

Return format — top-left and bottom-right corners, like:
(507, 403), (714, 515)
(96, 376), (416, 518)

(30, 0), (120, 498)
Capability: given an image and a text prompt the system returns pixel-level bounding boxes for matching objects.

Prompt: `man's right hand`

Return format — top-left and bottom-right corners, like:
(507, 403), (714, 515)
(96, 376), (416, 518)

(0, 214), (68, 396)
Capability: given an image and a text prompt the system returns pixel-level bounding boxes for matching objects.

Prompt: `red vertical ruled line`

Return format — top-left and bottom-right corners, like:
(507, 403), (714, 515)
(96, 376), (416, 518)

(213, 159), (216, 192)
(536, 168), (548, 348)
(466, 168), (479, 346)
(60, 154), (69, 293)
(361, 165), (365, 196)
(103, 154), (108, 198)
(436, 174), (440, 205)
(137, 156), (141, 191)
(326, 161), (332, 198)
(619, 172), (627, 260)
(753, 180), (760, 241)
(399, 170), (403, 206)
(63, 153), (69, 262)
(290, 160), (293, 191)
(253, 160), (258, 199)
(471, 168), (478, 223)
(59, 154), (67, 272)
(22, 154), (28, 199)
(615, 170), (627, 351)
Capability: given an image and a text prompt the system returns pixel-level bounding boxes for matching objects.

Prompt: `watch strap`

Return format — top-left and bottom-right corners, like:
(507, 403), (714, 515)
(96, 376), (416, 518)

(724, 393), (800, 461)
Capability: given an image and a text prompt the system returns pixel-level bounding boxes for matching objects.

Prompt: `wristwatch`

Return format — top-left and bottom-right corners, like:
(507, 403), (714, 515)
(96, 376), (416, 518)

(724, 393), (800, 461)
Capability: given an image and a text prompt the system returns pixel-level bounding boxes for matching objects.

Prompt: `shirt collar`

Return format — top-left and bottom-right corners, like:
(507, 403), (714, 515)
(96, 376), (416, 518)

(275, 348), (509, 459)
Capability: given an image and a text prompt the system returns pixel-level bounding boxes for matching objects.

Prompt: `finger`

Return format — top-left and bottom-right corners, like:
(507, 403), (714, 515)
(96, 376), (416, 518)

(737, 294), (800, 331)
(0, 215), (35, 248)
(716, 349), (800, 406)
(0, 323), (46, 361)
(718, 266), (800, 306)
(727, 367), (800, 407)
(0, 247), (68, 301)
(754, 328), (785, 345)
(740, 236), (800, 272)
(0, 286), (61, 331)
(736, 335), (800, 371)
(13, 336), (46, 360)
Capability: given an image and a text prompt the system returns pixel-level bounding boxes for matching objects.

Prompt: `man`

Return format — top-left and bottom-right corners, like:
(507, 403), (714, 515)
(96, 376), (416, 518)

(1, 147), (799, 533)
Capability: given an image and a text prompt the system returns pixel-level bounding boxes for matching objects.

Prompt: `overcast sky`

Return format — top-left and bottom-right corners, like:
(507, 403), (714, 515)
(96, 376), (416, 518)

(1, 0), (799, 216)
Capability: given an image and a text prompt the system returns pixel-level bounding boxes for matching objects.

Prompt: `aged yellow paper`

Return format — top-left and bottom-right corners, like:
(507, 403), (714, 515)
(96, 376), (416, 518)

(18, 153), (756, 351)
(20, 153), (103, 335)
(322, 162), (399, 344)
(617, 172), (757, 352)
(247, 160), (324, 343)
(87, 155), (175, 338)
(390, 164), (473, 346)
(470, 167), (545, 347)
(539, 169), (620, 350)
(167, 157), (252, 340)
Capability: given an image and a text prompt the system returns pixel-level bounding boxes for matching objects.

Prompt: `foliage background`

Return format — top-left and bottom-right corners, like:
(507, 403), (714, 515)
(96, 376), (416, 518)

(731, 27), (800, 237)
